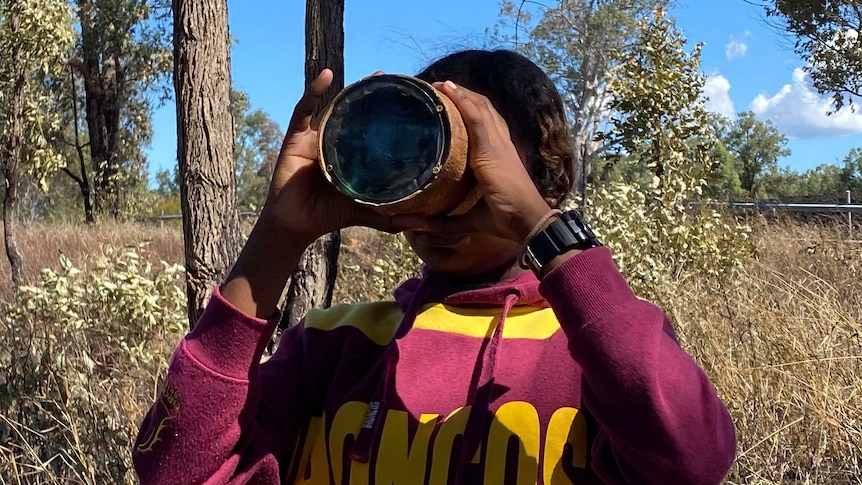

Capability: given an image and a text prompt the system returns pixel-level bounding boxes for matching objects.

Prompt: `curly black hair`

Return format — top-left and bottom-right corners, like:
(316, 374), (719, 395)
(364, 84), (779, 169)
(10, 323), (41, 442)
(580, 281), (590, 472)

(416, 50), (574, 205)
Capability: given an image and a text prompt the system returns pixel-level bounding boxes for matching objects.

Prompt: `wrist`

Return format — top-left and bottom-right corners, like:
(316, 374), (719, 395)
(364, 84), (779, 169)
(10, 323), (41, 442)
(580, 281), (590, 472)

(521, 210), (602, 279)
(538, 249), (582, 278)
(516, 198), (557, 243)
(258, 206), (320, 248)
(222, 218), (310, 318)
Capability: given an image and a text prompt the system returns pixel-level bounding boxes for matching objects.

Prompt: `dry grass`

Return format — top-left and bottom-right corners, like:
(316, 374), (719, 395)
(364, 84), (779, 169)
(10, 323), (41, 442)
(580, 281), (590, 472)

(667, 221), (862, 484)
(0, 221), (183, 303)
(0, 219), (860, 483)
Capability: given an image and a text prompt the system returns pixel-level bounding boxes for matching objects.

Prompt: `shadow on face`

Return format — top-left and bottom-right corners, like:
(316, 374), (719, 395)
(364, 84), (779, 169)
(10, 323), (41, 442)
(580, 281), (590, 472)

(404, 199), (526, 280)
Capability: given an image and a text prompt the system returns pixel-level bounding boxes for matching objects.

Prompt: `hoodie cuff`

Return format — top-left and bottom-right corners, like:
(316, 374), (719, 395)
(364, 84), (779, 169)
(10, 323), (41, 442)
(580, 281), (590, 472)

(184, 286), (280, 380)
(538, 247), (638, 329)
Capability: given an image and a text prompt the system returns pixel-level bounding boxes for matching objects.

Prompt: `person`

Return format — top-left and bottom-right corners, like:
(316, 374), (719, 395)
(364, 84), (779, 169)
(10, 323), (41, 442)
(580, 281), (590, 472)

(133, 50), (736, 485)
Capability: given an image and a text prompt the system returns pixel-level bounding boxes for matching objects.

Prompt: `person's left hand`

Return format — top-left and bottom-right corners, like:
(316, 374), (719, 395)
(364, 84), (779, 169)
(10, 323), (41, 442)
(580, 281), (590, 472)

(422, 81), (555, 243)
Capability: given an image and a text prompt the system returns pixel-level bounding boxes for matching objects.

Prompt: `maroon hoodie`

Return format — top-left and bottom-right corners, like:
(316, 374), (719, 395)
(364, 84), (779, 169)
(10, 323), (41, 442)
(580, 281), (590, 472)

(133, 248), (735, 484)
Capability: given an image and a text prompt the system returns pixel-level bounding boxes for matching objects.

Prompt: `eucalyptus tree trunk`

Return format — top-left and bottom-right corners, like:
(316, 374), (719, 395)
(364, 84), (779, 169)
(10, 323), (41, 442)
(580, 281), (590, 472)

(173, 0), (242, 326)
(280, 0), (345, 328)
(75, 0), (123, 219)
(3, 5), (25, 288)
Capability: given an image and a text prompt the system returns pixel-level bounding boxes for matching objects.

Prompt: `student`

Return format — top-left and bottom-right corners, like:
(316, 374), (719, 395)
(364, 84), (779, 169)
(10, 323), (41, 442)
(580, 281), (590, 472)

(133, 50), (736, 485)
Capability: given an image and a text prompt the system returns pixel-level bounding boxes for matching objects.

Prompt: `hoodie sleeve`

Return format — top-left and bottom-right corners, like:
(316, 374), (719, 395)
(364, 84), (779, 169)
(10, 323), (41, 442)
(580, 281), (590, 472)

(538, 248), (736, 485)
(132, 286), (308, 485)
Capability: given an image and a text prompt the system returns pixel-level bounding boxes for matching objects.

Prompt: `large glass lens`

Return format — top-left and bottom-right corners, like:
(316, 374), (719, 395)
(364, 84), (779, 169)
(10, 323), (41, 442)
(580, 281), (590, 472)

(322, 76), (447, 204)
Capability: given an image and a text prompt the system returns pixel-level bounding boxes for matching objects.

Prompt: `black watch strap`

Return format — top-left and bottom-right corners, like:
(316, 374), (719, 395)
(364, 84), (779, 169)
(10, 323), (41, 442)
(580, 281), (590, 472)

(524, 210), (601, 275)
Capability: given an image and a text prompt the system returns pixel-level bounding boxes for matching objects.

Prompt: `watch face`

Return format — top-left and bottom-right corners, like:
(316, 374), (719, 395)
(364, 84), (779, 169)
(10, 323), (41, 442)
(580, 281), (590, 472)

(321, 75), (450, 204)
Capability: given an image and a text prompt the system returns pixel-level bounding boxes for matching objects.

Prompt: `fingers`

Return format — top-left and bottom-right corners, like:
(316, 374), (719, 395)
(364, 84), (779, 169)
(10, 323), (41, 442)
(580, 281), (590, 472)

(434, 81), (513, 156)
(423, 201), (498, 237)
(287, 69), (334, 134)
(350, 205), (430, 234)
(435, 81), (487, 132)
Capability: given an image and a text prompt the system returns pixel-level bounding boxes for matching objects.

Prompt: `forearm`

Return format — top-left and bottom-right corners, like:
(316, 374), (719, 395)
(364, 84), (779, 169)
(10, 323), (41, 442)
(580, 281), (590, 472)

(134, 288), (286, 484)
(539, 249), (736, 484)
(222, 217), (311, 319)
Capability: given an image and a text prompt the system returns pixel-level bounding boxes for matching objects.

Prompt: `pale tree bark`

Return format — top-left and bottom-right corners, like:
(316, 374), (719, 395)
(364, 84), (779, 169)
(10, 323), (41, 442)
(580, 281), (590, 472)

(280, 0), (345, 328)
(173, 0), (242, 327)
(512, 0), (654, 200)
(571, 52), (611, 204)
(4, 5), (26, 288)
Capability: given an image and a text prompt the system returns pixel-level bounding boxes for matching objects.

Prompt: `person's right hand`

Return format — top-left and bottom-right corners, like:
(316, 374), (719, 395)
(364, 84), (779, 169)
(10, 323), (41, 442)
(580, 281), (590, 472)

(258, 69), (426, 245)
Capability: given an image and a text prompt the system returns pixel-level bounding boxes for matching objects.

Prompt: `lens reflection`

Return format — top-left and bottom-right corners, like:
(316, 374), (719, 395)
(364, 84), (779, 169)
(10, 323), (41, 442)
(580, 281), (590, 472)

(323, 78), (445, 204)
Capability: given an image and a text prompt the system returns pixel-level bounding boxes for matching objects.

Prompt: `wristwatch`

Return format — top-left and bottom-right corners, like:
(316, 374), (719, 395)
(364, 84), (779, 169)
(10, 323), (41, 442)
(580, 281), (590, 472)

(523, 210), (602, 276)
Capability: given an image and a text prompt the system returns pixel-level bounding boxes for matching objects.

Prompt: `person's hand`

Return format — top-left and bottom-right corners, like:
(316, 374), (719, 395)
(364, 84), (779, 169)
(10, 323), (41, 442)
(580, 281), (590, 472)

(425, 81), (555, 243)
(259, 69), (425, 245)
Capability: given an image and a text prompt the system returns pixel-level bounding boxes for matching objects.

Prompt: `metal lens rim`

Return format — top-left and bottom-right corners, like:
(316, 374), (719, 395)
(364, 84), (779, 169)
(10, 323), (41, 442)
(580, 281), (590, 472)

(321, 74), (452, 206)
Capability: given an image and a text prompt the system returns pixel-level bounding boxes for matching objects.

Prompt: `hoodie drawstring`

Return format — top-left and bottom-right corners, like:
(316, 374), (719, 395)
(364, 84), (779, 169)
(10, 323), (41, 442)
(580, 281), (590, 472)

(453, 290), (520, 485)
(349, 274), (432, 463)
(349, 275), (524, 480)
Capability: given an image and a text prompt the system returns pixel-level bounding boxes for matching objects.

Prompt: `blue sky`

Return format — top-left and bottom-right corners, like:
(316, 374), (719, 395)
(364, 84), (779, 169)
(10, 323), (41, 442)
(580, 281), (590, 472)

(146, 0), (862, 181)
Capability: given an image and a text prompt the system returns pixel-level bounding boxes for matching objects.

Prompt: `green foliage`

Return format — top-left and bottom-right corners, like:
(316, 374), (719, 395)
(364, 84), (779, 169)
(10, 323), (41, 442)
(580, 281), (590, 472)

(337, 232), (422, 304)
(147, 167), (182, 216)
(493, 0), (665, 190)
(704, 139), (745, 199)
(155, 166), (180, 196)
(60, 0), (172, 218)
(758, 0), (862, 111)
(496, 0), (662, 98)
(585, 7), (752, 299)
(231, 90), (281, 213)
(839, 147), (862, 193)
(722, 111), (791, 198)
(148, 194), (181, 216)
(755, 156), (860, 200)
(703, 113), (859, 201)
(0, 0), (76, 188)
(143, 91), (282, 218)
(0, 245), (185, 483)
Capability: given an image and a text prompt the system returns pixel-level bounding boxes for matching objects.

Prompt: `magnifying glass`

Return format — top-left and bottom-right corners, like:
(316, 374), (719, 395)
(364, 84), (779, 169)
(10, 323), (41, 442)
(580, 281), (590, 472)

(318, 74), (481, 216)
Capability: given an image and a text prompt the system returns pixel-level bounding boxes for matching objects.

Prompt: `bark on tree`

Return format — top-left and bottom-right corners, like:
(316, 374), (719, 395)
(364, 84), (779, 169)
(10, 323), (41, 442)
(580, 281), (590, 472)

(3, 5), (25, 288)
(173, 0), (242, 327)
(73, 0), (124, 219)
(569, 49), (614, 204)
(280, 0), (345, 329)
(61, 67), (95, 224)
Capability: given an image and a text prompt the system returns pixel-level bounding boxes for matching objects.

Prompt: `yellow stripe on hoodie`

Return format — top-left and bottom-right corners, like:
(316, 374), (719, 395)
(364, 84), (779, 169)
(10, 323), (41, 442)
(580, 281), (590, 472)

(305, 302), (560, 343)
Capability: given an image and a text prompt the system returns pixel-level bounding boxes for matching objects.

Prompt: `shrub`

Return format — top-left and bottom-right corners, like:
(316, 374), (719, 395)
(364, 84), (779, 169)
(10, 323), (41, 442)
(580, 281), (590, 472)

(336, 230), (422, 304)
(578, 180), (753, 300)
(582, 8), (754, 300)
(0, 245), (185, 484)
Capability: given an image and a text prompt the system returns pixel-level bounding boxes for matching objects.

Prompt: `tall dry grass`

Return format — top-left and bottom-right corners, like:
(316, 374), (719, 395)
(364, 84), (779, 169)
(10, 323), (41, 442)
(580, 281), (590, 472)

(0, 222), (183, 303)
(0, 220), (859, 483)
(668, 221), (862, 484)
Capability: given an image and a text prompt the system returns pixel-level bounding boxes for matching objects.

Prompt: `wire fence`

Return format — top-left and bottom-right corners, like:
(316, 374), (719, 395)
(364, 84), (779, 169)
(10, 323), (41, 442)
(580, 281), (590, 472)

(140, 211), (258, 222)
(685, 201), (862, 214)
(141, 192), (859, 235)
(686, 190), (858, 239)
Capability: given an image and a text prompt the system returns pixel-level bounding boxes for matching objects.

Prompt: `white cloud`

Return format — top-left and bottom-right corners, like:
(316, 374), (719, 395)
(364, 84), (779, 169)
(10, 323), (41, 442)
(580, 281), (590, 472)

(749, 68), (862, 138)
(725, 39), (748, 61)
(704, 75), (736, 119)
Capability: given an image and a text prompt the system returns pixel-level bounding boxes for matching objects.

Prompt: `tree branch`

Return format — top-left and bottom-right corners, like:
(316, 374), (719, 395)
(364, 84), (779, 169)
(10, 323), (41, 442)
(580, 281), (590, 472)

(65, 58), (102, 95)
(61, 166), (83, 185)
(55, 136), (90, 150)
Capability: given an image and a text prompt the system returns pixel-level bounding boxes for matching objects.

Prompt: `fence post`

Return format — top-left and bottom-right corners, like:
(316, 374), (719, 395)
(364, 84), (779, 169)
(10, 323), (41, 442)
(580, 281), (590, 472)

(848, 190), (853, 237)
